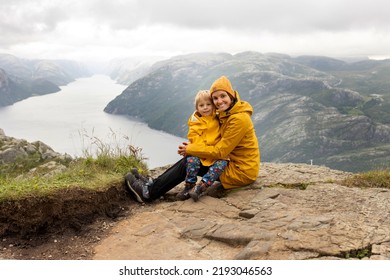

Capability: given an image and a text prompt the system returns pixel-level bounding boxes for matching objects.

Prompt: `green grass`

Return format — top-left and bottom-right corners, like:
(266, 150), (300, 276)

(0, 130), (148, 202)
(0, 157), (138, 201)
(343, 169), (390, 189)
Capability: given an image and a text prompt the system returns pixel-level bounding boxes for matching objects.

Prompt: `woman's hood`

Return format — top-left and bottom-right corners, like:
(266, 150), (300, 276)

(218, 91), (253, 118)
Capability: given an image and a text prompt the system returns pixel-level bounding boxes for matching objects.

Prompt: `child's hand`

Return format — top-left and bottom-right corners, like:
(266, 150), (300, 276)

(178, 142), (188, 157)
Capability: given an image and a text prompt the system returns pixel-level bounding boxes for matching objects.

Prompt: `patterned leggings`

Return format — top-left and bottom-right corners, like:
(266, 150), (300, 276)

(185, 156), (228, 186)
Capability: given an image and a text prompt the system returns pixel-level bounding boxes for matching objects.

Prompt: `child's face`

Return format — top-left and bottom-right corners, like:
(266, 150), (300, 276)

(197, 97), (214, 117)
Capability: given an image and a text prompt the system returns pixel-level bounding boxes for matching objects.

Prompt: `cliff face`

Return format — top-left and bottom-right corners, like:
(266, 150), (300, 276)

(104, 52), (390, 172)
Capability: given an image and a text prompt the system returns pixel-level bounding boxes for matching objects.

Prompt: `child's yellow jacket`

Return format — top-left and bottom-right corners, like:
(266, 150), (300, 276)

(187, 111), (222, 166)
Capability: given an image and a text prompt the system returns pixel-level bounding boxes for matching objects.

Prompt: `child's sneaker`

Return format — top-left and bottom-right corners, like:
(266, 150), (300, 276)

(204, 181), (226, 198)
(176, 182), (195, 201)
(189, 183), (207, 202)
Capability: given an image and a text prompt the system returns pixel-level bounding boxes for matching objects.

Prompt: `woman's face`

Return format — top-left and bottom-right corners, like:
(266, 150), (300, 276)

(211, 90), (233, 111)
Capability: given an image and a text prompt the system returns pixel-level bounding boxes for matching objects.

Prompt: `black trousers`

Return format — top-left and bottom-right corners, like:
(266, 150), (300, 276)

(148, 157), (209, 200)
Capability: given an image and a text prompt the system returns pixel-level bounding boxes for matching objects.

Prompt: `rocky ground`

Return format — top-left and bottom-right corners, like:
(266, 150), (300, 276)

(0, 128), (72, 177)
(1, 162), (390, 260)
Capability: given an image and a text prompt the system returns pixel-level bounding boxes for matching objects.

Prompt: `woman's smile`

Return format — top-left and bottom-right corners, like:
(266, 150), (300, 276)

(211, 90), (232, 111)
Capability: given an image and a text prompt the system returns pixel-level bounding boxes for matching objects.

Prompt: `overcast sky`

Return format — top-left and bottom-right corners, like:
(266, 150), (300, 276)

(1, 0), (390, 65)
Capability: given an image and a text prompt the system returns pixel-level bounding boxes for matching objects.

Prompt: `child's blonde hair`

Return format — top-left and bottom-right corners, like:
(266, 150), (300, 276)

(194, 90), (212, 108)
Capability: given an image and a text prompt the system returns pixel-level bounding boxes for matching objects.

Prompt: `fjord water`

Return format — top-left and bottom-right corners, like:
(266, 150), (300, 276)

(0, 75), (185, 168)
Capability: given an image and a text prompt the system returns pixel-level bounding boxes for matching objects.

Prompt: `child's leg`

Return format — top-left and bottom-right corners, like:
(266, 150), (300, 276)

(185, 156), (201, 184)
(189, 160), (228, 202)
(176, 156), (201, 201)
(201, 160), (228, 186)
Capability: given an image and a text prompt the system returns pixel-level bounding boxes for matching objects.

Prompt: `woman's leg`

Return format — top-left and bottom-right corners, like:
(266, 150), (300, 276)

(127, 156), (210, 201)
(147, 157), (187, 199)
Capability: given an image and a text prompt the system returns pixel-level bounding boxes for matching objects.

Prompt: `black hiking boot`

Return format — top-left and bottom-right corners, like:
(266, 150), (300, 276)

(189, 183), (207, 202)
(131, 168), (153, 199)
(131, 168), (148, 182)
(176, 182), (195, 201)
(125, 173), (148, 203)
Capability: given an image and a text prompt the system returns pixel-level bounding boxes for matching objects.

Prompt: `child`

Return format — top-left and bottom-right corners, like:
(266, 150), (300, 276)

(176, 90), (228, 202)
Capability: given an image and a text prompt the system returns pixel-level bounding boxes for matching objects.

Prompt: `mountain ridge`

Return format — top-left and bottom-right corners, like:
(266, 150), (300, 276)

(104, 52), (390, 172)
(0, 53), (90, 106)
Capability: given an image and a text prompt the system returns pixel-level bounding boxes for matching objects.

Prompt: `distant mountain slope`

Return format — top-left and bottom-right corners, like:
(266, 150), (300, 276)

(293, 55), (390, 124)
(0, 54), (90, 106)
(104, 52), (390, 172)
(106, 56), (164, 85)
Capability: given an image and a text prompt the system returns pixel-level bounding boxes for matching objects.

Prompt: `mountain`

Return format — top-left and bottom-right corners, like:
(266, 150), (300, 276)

(0, 54), (90, 106)
(0, 68), (32, 106)
(293, 55), (390, 124)
(106, 56), (164, 85)
(104, 52), (390, 172)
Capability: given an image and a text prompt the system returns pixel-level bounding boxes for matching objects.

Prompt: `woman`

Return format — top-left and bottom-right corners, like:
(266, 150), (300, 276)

(125, 76), (260, 203)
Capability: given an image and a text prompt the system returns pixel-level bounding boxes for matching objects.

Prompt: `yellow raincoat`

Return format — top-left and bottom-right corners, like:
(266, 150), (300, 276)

(186, 91), (260, 189)
(187, 111), (222, 166)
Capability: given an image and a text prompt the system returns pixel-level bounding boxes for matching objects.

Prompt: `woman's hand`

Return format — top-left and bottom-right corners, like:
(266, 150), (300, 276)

(178, 142), (188, 157)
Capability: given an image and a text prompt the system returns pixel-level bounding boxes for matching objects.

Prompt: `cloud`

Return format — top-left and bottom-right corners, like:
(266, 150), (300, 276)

(0, 0), (71, 45)
(85, 0), (390, 33)
(0, 0), (390, 62)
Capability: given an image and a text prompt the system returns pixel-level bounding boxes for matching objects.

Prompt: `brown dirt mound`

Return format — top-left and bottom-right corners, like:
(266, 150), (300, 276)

(0, 182), (137, 259)
(0, 183), (131, 238)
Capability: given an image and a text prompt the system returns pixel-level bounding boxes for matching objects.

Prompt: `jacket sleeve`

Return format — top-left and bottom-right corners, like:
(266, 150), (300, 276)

(187, 126), (197, 144)
(186, 113), (251, 159)
(187, 113), (198, 144)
